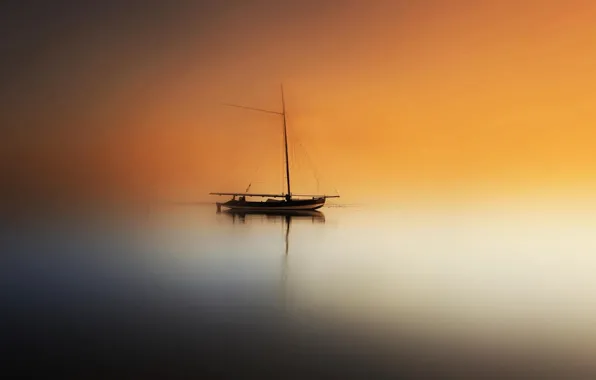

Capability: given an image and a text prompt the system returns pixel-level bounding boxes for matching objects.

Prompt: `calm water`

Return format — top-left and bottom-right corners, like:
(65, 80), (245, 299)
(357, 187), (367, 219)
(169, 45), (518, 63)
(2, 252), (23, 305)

(4, 203), (596, 378)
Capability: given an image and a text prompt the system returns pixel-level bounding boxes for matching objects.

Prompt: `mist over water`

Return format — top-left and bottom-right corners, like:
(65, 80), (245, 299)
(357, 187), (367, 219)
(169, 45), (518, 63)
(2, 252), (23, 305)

(4, 203), (596, 379)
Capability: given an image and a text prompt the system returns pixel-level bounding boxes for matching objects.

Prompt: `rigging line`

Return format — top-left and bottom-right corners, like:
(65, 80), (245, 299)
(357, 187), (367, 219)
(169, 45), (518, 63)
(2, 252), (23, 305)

(286, 119), (323, 192)
(290, 139), (297, 170)
(285, 118), (301, 175)
(298, 142), (322, 189)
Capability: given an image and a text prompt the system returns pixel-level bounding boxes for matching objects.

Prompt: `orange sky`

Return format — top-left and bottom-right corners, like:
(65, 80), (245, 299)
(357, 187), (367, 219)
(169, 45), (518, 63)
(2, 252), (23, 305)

(5, 1), (596, 204)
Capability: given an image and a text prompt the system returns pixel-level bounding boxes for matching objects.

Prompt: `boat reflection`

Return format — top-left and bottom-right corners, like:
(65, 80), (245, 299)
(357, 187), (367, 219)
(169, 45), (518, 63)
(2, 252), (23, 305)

(218, 210), (326, 310)
(218, 209), (324, 256)
(220, 209), (325, 225)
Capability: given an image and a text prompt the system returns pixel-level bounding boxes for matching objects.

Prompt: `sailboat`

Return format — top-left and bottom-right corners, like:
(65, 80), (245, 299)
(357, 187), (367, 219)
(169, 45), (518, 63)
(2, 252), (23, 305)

(210, 85), (339, 212)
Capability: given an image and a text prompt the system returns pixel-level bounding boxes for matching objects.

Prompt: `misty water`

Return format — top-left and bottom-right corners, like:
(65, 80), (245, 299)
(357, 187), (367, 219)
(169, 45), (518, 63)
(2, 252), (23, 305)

(4, 203), (596, 378)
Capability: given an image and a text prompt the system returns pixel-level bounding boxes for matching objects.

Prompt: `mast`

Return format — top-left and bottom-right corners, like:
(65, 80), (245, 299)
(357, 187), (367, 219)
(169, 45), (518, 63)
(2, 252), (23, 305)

(281, 84), (291, 200)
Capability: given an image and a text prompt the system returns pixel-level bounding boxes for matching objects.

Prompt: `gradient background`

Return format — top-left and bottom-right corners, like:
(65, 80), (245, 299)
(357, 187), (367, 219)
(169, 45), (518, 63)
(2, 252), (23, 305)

(4, 0), (596, 206)
(6, 2), (596, 378)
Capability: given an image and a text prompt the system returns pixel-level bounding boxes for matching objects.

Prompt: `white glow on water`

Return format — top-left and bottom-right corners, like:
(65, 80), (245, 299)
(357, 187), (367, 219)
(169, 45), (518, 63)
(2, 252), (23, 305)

(136, 203), (596, 360)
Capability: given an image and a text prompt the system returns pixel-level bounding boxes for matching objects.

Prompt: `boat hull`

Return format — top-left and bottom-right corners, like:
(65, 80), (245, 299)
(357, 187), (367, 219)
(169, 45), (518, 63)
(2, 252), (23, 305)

(218, 197), (325, 212)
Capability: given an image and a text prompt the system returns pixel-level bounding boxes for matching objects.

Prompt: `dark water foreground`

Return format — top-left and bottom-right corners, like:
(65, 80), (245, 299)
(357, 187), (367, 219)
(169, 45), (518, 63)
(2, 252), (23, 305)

(3, 206), (596, 379)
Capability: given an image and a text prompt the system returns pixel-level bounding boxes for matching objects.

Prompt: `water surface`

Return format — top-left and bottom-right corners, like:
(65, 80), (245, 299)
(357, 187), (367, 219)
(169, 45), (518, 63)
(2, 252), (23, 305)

(4, 203), (596, 378)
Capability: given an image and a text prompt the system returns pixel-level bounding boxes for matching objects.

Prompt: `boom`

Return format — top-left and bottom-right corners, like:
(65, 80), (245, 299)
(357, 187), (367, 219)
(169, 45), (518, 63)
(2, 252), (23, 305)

(210, 192), (339, 199)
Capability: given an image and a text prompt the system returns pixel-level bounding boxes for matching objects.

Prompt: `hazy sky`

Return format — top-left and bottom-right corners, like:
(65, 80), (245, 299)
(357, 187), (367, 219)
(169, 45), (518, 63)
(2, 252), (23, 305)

(4, 1), (596, 203)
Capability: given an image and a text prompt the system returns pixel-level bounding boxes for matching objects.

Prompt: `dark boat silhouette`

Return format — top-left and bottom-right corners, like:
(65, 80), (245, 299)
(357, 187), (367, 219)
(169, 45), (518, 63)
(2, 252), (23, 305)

(210, 85), (339, 212)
